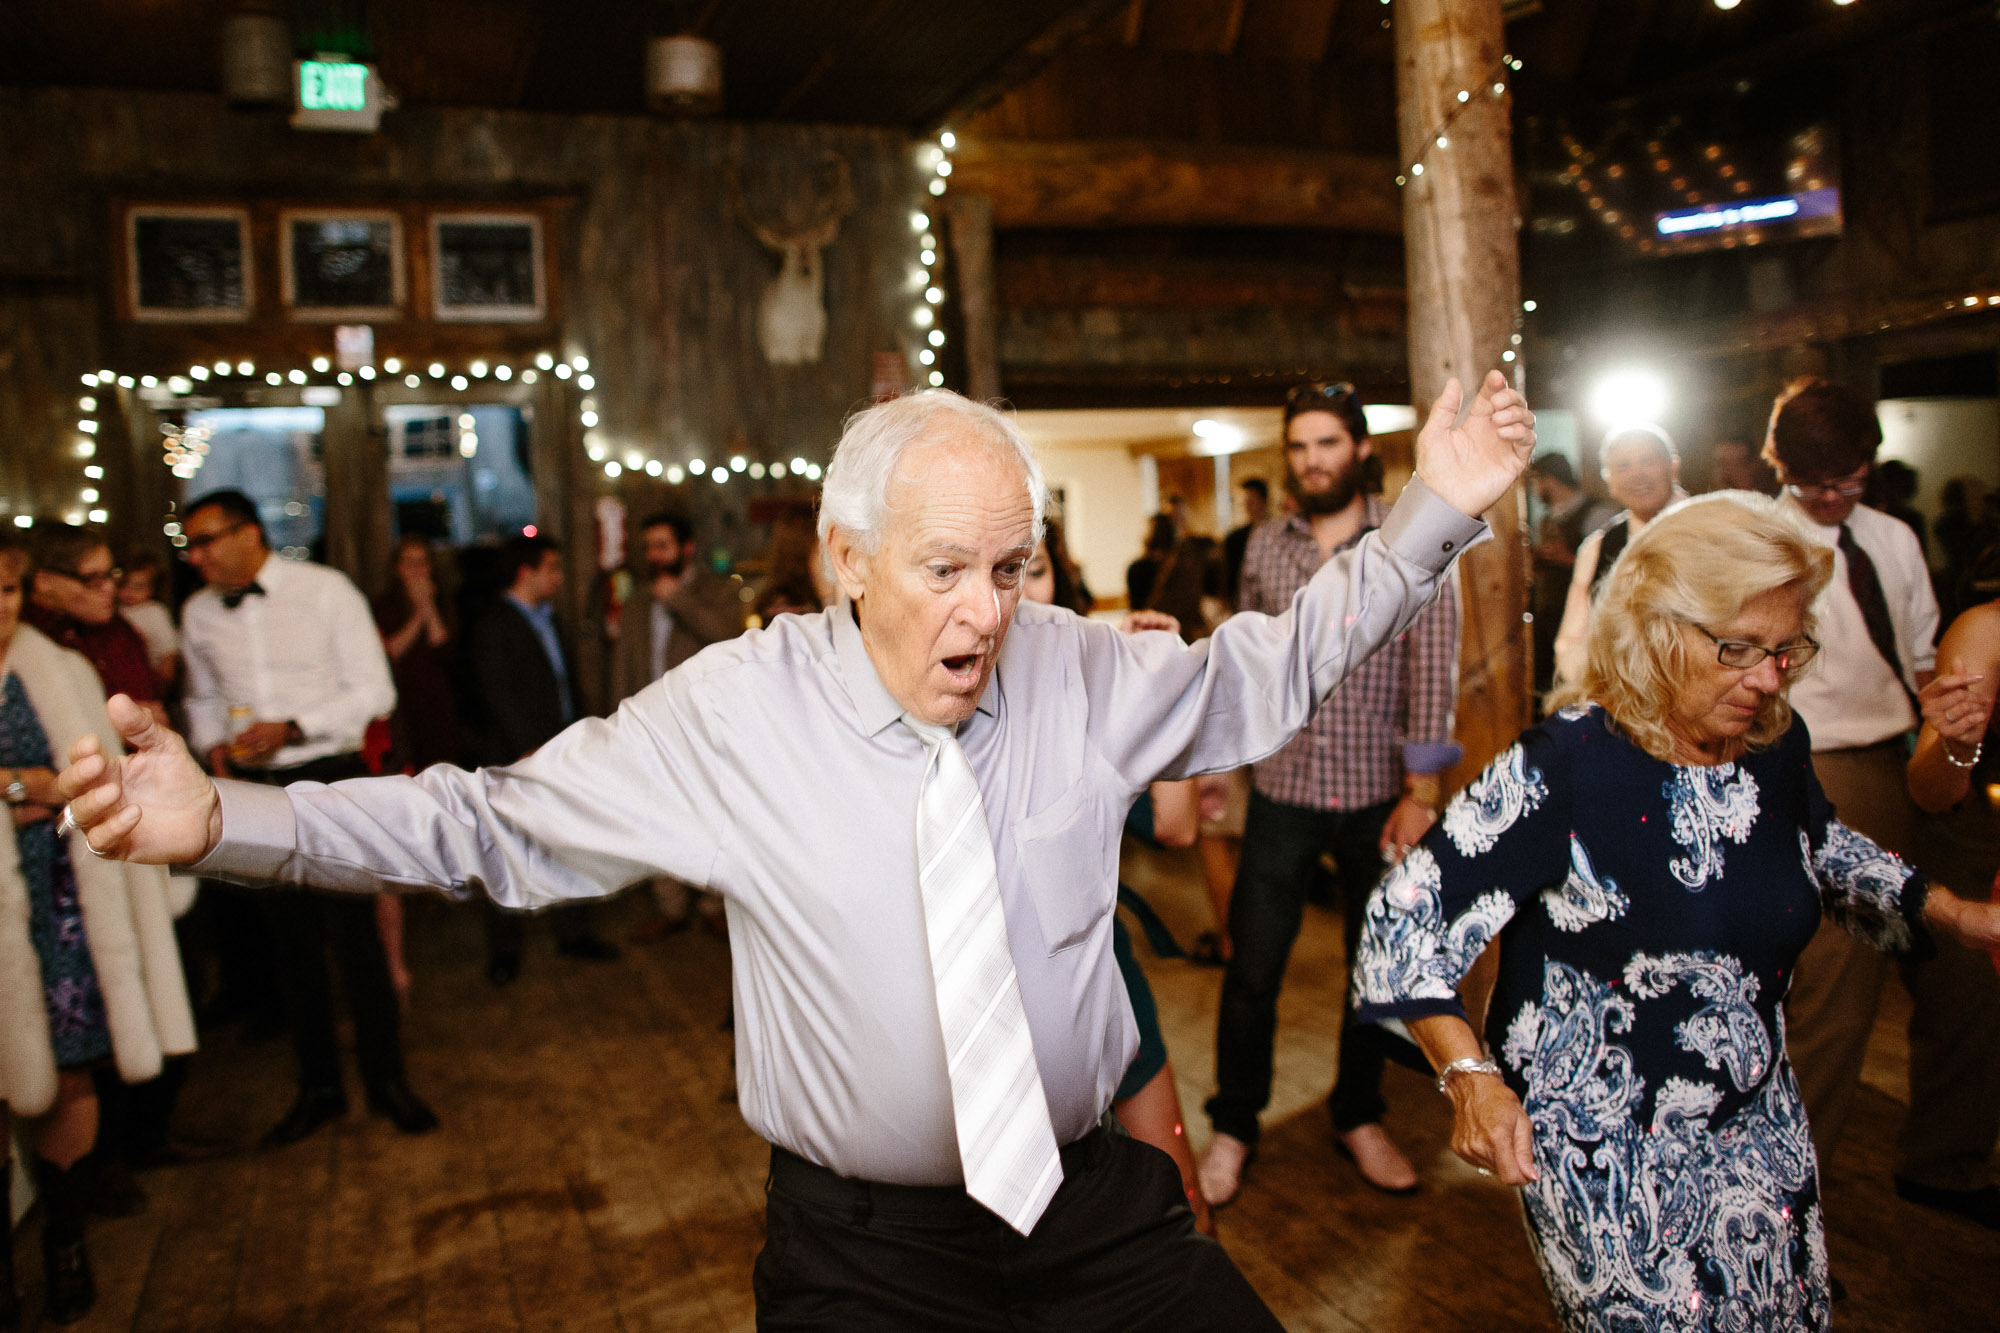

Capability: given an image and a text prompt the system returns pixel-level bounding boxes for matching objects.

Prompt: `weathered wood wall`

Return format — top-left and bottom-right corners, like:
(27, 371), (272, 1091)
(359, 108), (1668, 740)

(0, 89), (922, 708)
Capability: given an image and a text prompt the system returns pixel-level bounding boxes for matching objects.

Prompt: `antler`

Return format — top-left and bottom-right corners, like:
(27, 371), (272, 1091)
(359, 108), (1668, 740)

(723, 151), (854, 253)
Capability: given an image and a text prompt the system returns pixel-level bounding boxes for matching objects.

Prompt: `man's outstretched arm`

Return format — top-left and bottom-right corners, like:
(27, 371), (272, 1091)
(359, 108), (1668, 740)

(1086, 371), (1534, 785)
(59, 687), (728, 912)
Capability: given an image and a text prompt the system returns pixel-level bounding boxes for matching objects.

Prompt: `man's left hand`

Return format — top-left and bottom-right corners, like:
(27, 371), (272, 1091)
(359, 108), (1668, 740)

(1414, 369), (1537, 520)
(1378, 796), (1437, 864)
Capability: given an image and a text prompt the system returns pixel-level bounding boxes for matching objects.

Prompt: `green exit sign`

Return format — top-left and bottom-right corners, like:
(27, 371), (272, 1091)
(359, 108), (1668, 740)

(291, 58), (384, 132)
(299, 60), (367, 111)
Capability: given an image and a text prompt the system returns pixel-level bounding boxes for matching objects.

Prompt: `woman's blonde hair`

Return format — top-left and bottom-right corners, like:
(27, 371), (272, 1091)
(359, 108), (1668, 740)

(1548, 490), (1833, 761)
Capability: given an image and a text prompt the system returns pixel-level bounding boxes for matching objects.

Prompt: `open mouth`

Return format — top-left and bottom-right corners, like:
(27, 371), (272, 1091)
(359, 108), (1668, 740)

(939, 652), (984, 684)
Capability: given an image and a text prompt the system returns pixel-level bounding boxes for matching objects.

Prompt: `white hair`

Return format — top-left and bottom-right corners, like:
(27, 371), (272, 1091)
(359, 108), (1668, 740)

(816, 390), (1048, 557)
(1599, 422), (1680, 473)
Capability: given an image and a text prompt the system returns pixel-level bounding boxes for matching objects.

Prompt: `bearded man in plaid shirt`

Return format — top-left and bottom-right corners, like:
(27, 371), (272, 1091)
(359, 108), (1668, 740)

(1198, 382), (1462, 1208)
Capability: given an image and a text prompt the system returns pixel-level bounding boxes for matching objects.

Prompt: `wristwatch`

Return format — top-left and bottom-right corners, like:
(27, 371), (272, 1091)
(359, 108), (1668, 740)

(3, 770), (26, 806)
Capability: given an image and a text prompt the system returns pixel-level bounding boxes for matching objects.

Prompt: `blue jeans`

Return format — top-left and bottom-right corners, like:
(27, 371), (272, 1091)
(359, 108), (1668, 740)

(1205, 790), (1425, 1146)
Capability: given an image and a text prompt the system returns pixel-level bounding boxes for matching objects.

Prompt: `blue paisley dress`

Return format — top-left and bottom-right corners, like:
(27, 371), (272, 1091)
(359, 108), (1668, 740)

(1, 671), (111, 1068)
(1353, 704), (1929, 1333)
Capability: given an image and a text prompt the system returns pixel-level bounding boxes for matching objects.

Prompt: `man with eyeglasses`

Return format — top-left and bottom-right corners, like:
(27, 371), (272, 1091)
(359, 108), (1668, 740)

(27, 524), (165, 729)
(179, 489), (437, 1148)
(1767, 378), (2000, 1239)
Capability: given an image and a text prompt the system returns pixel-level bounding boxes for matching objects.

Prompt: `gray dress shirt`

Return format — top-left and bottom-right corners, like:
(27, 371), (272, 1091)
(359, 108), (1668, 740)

(195, 478), (1484, 1185)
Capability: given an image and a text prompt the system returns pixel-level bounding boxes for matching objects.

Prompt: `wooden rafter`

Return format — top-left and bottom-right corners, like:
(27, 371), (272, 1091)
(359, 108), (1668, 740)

(951, 137), (1401, 230)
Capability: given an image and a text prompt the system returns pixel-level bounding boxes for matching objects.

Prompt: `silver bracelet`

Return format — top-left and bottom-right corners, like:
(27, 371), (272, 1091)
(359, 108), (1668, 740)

(1942, 739), (1984, 771)
(1436, 1055), (1502, 1094)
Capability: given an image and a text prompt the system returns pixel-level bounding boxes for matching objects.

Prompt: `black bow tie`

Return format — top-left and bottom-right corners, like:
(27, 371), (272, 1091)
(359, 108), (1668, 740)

(221, 582), (267, 610)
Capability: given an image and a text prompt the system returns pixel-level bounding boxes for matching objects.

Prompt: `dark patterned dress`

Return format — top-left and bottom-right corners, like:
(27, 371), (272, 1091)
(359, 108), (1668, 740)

(1, 671), (110, 1068)
(1353, 704), (1930, 1333)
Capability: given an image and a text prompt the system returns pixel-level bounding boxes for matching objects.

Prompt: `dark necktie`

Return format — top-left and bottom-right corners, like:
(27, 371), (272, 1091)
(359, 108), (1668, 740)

(221, 582), (266, 611)
(1837, 524), (1917, 708)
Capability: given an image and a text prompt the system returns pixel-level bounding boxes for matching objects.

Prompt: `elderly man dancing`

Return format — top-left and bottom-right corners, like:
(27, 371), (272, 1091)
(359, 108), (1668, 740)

(58, 373), (1533, 1330)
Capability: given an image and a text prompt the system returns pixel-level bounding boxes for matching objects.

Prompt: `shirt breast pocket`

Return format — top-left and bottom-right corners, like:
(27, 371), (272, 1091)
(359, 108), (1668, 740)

(1011, 771), (1119, 956)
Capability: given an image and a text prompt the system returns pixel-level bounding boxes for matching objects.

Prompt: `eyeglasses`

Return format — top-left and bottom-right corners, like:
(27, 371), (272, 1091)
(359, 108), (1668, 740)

(181, 521), (249, 554)
(1285, 381), (1358, 411)
(45, 566), (121, 589)
(1783, 466), (1868, 502)
(1695, 623), (1819, 672)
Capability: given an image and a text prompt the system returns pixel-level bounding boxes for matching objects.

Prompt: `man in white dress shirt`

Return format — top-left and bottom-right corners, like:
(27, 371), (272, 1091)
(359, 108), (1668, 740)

(63, 380), (1534, 1327)
(1767, 381), (2000, 1233)
(179, 490), (437, 1147)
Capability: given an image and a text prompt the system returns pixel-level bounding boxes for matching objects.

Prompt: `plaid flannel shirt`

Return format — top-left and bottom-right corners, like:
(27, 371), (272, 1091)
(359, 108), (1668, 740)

(1239, 495), (1462, 810)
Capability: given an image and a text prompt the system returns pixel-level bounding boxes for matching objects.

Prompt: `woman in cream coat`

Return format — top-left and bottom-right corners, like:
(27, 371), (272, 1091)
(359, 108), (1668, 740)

(0, 533), (193, 1328)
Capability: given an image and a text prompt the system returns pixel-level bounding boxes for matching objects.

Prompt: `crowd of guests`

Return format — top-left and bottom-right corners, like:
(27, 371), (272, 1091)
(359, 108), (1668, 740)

(0, 490), (827, 1327)
(8, 366), (2000, 1331)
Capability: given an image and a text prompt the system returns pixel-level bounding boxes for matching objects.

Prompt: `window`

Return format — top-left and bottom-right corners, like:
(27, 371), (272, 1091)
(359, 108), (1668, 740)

(127, 207), (252, 322)
(283, 211), (404, 319)
(431, 213), (546, 322)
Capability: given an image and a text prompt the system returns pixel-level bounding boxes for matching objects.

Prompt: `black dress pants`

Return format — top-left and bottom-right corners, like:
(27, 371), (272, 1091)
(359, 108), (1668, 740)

(242, 753), (407, 1095)
(1207, 790), (1429, 1146)
(754, 1125), (1281, 1331)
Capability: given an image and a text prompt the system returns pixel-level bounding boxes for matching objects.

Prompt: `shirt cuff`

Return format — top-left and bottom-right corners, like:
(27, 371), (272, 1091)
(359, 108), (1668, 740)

(185, 779), (299, 882)
(1402, 741), (1463, 775)
(1379, 476), (1490, 572)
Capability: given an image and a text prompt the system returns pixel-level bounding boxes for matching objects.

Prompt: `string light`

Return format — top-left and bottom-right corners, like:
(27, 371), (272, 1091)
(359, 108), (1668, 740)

(59, 349), (609, 520)
(913, 133), (955, 390)
(1396, 56), (1516, 189)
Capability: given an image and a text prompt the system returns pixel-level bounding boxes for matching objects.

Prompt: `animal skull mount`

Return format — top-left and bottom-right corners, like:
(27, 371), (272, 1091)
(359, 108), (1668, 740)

(725, 153), (854, 367)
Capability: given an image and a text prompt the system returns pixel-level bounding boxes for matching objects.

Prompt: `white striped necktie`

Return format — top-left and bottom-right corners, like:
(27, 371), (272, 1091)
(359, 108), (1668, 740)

(903, 716), (1063, 1235)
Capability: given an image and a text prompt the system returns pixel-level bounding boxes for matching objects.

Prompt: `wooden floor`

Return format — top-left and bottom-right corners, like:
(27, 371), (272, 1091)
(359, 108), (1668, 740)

(10, 842), (1998, 1331)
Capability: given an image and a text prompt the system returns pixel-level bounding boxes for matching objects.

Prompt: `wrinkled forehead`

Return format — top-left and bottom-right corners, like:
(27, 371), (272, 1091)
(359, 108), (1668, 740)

(885, 434), (1037, 549)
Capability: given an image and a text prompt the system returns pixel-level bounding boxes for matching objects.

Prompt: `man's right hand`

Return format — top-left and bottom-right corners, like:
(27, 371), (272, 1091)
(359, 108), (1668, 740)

(1413, 369), (1537, 520)
(58, 693), (223, 866)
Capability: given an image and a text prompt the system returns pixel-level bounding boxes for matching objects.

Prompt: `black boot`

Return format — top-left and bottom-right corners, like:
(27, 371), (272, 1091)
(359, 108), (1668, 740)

(1, 1160), (19, 1333)
(30, 1157), (94, 1326)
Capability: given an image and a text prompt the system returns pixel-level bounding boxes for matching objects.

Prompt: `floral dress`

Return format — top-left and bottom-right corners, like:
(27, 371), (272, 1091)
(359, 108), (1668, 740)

(0, 671), (110, 1068)
(1352, 704), (1929, 1333)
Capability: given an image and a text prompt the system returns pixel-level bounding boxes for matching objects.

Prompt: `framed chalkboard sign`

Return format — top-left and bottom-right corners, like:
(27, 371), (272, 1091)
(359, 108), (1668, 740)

(431, 213), (545, 322)
(283, 211), (403, 319)
(127, 207), (252, 322)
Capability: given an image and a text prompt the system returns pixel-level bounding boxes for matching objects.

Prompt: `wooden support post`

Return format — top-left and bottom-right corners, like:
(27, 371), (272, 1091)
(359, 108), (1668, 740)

(320, 384), (391, 593)
(945, 194), (1002, 403)
(1394, 0), (1528, 790)
(111, 389), (169, 567)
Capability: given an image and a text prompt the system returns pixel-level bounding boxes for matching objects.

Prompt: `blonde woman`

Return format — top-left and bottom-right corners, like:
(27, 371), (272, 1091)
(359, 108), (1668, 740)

(1350, 493), (2000, 1331)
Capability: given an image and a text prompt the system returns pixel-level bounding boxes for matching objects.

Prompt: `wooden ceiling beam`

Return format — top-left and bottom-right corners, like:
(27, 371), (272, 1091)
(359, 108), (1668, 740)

(1122, 0), (1148, 46)
(952, 137), (1401, 230)
(932, 0), (1137, 132)
(1235, 0), (1340, 62)
(1140, 0), (1247, 55)
(1219, 0), (1250, 56)
(997, 253), (1408, 311)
